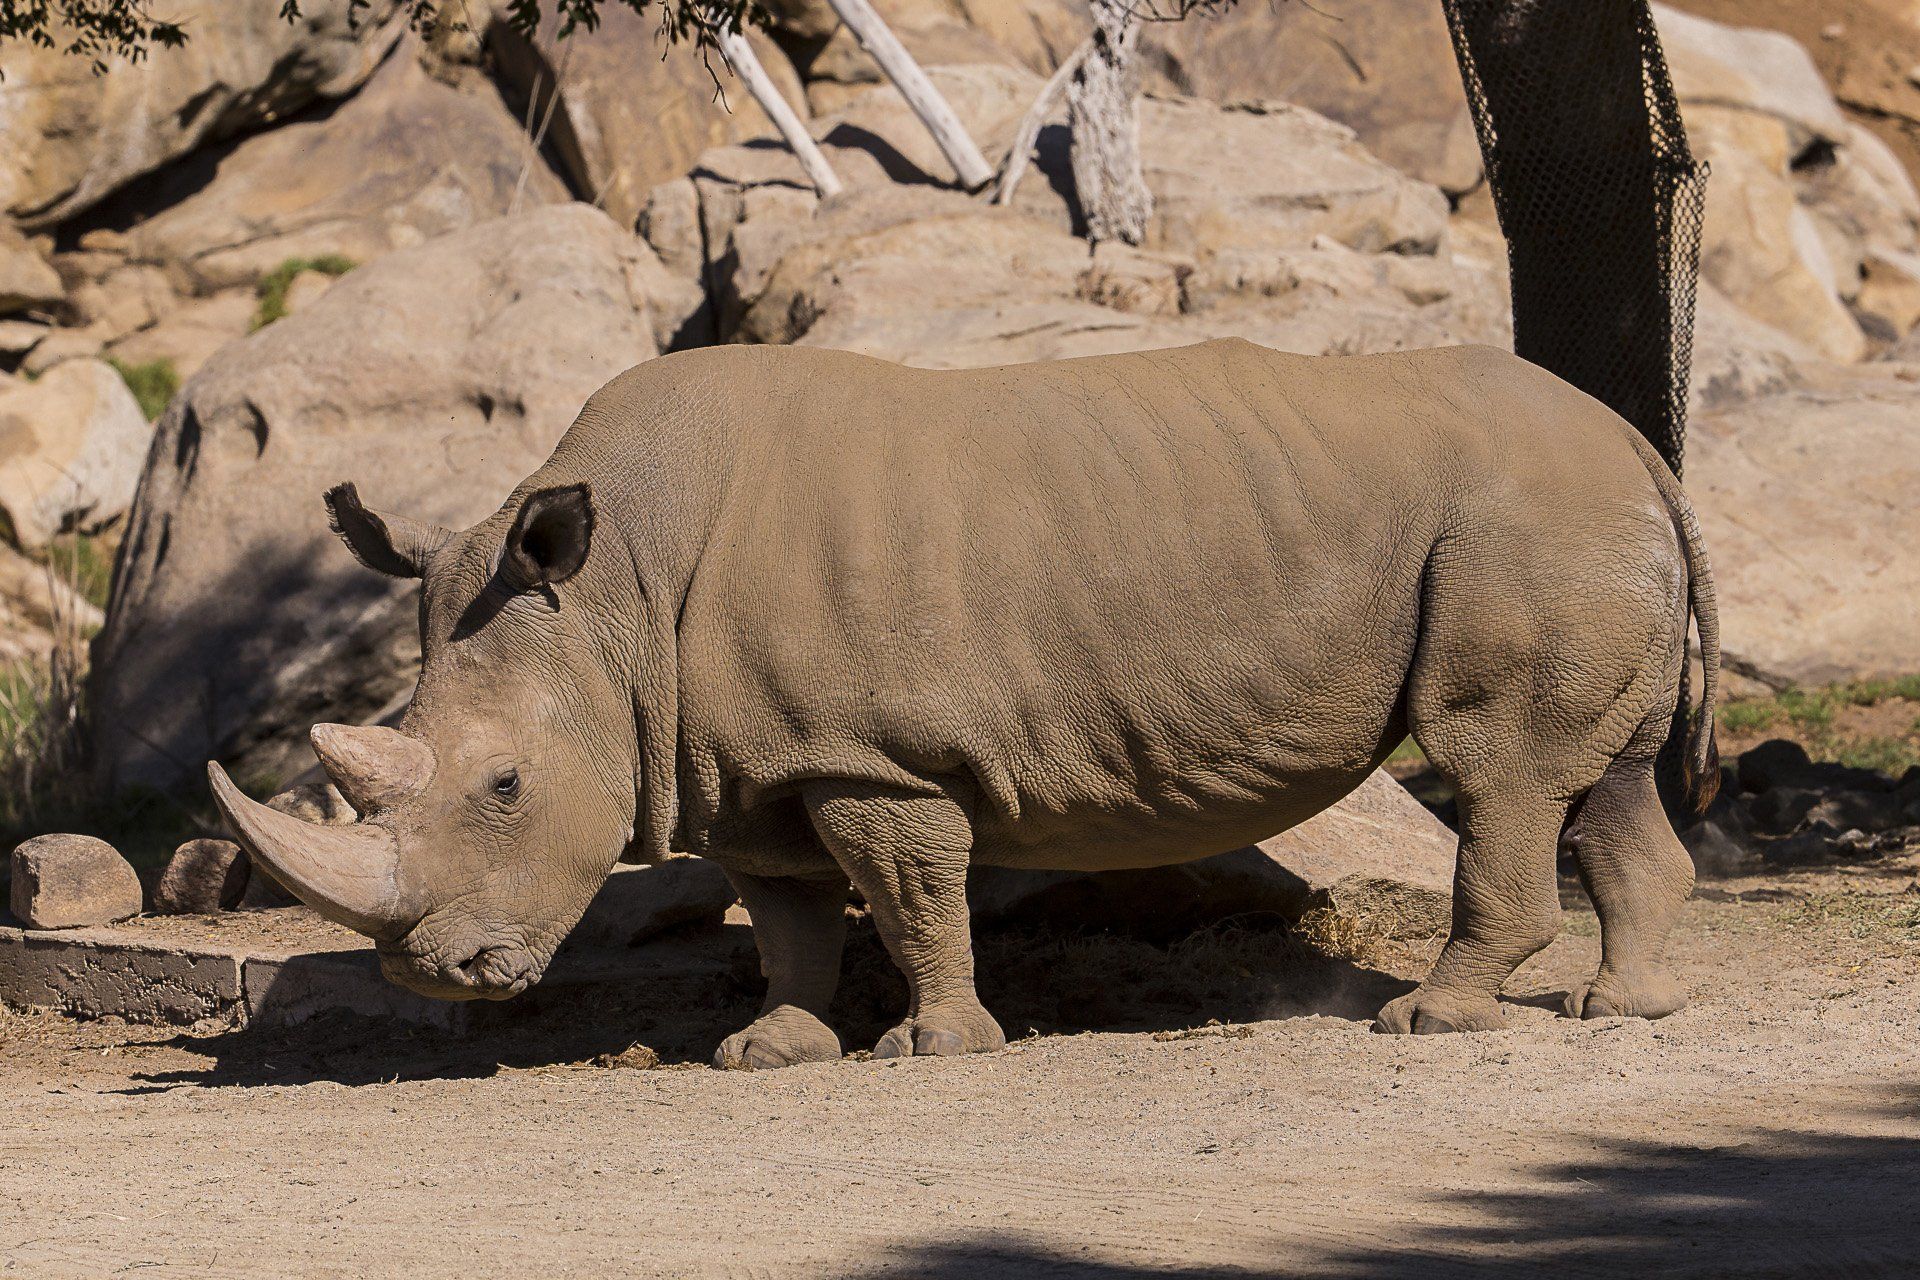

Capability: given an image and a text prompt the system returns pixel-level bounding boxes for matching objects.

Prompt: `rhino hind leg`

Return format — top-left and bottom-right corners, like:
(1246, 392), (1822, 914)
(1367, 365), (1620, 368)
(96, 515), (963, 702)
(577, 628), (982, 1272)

(1374, 791), (1570, 1034)
(804, 778), (1007, 1059)
(1561, 718), (1694, 1022)
(715, 870), (850, 1070)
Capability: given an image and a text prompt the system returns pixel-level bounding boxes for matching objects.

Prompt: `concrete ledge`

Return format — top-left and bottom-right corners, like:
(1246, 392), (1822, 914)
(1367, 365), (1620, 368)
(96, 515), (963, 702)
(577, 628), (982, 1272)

(0, 905), (748, 1030)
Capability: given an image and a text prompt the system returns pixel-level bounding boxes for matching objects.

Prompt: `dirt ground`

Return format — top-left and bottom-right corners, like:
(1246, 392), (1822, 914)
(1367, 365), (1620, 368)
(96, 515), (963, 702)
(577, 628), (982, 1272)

(2, 855), (1916, 1278)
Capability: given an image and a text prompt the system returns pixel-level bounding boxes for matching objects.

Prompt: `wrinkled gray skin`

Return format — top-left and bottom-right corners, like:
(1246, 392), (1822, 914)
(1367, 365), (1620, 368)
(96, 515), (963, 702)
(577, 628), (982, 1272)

(212, 340), (1720, 1067)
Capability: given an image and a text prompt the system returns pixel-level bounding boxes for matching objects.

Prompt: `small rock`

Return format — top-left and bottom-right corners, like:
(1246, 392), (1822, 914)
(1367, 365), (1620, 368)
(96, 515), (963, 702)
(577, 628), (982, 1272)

(233, 782), (357, 910)
(9, 833), (142, 928)
(1748, 786), (1820, 836)
(1738, 739), (1814, 794)
(153, 838), (249, 914)
(0, 318), (49, 355)
(1682, 820), (1753, 876)
(0, 357), (148, 548)
(565, 857), (738, 950)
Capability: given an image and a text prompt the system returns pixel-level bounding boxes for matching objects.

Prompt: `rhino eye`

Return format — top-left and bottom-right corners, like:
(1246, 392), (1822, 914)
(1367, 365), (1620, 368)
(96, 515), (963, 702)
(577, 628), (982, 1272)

(491, 769), (521, 800)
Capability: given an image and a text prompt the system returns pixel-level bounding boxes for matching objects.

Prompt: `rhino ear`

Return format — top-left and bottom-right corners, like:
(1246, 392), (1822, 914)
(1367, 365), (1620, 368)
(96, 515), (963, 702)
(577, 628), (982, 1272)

(501, 484), (594, 592)
(324, 483), (449, 580)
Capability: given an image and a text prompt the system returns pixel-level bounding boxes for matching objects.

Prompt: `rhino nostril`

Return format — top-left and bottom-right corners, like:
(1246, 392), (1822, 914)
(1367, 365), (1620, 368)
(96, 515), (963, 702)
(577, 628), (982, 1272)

(451, 949), (486, 979)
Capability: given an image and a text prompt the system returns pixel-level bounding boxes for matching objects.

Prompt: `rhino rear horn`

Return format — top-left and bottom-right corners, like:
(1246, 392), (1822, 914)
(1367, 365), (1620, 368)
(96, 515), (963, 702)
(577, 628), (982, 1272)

(325, 482), (450, 579)
(310, 723), (435, 817)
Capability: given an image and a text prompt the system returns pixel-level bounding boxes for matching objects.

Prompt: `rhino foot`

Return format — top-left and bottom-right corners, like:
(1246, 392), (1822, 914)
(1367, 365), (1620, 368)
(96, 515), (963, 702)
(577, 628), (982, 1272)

(1564, 966), (1687, 1021)
(1372, 988), (1508, 1035)
(714, 1006), (843, 1070)
(873, 1003), (1006, 1059)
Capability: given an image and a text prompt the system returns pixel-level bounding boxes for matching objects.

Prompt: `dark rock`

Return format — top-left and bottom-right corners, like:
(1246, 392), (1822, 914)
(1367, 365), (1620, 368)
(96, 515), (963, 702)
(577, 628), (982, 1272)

(153, 838), (250, 914)
(1748, 787), (1821, 836)
(1738, 739), (1815, 793)
(1681, 820), (1754, 876)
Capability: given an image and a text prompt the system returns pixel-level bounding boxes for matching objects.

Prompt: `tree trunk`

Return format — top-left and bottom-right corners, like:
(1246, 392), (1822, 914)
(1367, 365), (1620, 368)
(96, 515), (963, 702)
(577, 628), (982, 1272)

(822, 0), (995, 190)
(1067, 0), (1151, 246)
(709, 18), (845, 199)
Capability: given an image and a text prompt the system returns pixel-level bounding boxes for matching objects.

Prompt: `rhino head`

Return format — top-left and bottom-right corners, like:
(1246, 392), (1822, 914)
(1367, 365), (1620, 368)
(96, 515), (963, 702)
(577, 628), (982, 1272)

(209, 480), (644, 1000)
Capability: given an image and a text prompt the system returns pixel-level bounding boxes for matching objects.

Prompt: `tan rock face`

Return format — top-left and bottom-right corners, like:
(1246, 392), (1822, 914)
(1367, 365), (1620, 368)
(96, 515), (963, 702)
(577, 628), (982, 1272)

(9, 834), (142, 929)
(0, 222), (63, 315)
(487, 7), (806, 229)
(117, 45), (568, 294)
(1139, 0), (1481, 195)
(652, 67), (1499, 367)
(1689, 367), (1920, 684)
(0, 0), (407, 226)
(788, 0), (1087, 101)
(89, 204), (701, 794)
(0, 358), (150, 548)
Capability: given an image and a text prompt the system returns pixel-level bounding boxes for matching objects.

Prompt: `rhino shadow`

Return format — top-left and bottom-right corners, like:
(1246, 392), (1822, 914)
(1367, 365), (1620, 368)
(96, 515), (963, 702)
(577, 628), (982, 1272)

(122, 915), (1411, 1089)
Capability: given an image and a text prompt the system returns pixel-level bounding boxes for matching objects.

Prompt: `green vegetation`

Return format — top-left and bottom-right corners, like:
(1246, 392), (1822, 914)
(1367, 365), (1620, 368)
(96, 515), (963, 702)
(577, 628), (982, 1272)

(252, 254), (357, 331)
(43, 534), (114, 614)
(106, 356), (179, 421)
(1720, 676), (1920, 777)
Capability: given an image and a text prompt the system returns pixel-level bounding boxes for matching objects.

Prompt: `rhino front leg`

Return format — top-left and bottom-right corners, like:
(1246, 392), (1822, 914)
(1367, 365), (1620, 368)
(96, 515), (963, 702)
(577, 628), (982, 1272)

(804, 779), (1006, 1059)
(715, 870), (849, 1070)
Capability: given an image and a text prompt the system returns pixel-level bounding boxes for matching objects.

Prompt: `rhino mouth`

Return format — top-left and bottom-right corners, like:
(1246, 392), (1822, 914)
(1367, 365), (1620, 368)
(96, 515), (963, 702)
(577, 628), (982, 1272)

(377, 939), (542, 1001)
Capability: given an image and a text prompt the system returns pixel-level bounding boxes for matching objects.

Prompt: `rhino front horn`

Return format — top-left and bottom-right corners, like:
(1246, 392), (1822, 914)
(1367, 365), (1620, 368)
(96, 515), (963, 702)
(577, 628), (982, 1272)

(310, 723), (434, 816)
(207, 762), (416, 941)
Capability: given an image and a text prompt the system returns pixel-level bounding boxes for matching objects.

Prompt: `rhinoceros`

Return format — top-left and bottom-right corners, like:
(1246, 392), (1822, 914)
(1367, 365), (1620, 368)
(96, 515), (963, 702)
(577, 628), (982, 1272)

(209, 339), (1719, 1064)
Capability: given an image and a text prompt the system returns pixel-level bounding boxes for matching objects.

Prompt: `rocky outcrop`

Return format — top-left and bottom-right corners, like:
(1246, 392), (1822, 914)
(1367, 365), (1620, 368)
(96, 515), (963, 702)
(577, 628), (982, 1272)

(1689, 365), (1920, 684)
(772, 0), (1087, 112)
(0, 359), (149, 547)
(109, 44), (569, 295)
(1140, 0), (1481, 196)
(487, 6), (805, 229)
(0, 0), (407, 226)
(89, 204), (701, 794)
(648, 66), (1501, 364)
(1655, 6), (1920, 360)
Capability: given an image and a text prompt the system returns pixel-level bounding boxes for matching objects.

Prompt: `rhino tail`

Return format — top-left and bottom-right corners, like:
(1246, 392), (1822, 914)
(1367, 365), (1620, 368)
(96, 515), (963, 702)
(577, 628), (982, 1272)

(1625, 435), (1721, 819)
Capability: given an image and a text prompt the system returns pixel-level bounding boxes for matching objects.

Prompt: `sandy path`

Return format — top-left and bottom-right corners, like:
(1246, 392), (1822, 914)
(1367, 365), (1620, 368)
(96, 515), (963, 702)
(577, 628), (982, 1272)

(2, 874), (1916, 1278)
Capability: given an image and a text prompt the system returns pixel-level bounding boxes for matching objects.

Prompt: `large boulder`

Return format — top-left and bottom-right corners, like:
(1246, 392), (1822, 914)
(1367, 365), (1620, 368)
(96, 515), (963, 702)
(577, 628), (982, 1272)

(9, 834), (142, 929)
(1689, 365), (1920, 684)
(112, 42), (570, 294)
(487, 7), (806, 229)
(0, 358), (150, 547)
(89, 204), (701, 794)
(0, 0), (406, 226)
(1139, 0), (1482, 195)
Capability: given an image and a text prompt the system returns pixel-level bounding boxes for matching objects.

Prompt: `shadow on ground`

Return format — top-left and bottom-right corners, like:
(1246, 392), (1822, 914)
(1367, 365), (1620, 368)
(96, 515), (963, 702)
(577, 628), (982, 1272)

(121, 914), (1412, 1090)
(850, 1093), (1920, 1278)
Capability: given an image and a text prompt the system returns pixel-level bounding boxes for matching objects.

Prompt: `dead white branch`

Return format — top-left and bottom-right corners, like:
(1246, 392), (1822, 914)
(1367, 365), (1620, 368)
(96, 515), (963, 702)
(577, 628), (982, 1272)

(995, 36), (1094, 206)
(822, 0), (995, 189)
(709, 16), (845, 198)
